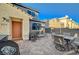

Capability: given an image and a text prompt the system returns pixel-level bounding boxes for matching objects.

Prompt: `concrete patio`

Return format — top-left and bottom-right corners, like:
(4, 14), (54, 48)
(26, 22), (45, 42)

(16, 34), (66, 55)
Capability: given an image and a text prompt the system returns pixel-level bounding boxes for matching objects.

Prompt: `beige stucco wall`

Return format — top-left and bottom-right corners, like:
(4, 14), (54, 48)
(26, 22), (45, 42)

(0, 4), (33, 40)
(48, 17), (79, 29)
(49, 18), (61, 28)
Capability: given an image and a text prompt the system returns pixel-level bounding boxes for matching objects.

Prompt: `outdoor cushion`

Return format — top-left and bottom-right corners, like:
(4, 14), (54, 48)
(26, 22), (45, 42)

(0, 40), (20, 55)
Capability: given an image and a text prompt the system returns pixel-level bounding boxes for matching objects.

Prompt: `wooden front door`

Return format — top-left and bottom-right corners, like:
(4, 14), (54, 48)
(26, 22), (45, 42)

(12, 21), (22, 40)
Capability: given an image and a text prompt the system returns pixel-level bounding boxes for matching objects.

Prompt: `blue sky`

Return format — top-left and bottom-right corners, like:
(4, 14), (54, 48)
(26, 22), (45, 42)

(21, 3), (79, 23)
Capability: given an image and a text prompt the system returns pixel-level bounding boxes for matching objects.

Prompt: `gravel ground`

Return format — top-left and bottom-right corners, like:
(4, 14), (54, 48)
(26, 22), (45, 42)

(16, 34), (68, 55)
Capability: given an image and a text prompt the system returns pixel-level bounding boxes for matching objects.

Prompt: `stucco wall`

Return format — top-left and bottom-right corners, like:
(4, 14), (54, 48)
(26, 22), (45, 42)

(48, 17), (79, 29)
(0, 4), (32, 40)
(49, 19), (61, 28)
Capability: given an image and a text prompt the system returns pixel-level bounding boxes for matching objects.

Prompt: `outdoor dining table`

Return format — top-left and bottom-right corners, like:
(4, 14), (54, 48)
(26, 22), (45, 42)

(52, 33), (75, 41)
(52, 33), (74, 38)
(52, 33), (64, 37)
(52, 33), (75, 51)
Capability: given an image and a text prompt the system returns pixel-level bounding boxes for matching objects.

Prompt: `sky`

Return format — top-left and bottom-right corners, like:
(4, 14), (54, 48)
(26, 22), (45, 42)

(21, 3), (79, 23)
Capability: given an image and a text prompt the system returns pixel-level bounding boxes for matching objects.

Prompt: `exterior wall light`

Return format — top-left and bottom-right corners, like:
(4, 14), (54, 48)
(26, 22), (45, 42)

(2, 17), (9, 22)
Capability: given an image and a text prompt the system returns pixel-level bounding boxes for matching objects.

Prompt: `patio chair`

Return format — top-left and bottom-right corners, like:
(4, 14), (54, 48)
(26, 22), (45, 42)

(63, 33), (79, 55)
(68, 33), (78, 46)
(72, 37), (79, 54)
(63, 37), (79, 55)
(29, 32), (38, 41)
(63, 33), (78, 51)
(54, 35), (66, 51)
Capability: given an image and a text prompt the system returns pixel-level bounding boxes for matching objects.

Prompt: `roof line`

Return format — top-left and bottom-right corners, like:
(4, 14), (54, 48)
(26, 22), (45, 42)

(30, 19), (46, 23)
(12, 3), (39, 13)
(49, 17), (79, 25)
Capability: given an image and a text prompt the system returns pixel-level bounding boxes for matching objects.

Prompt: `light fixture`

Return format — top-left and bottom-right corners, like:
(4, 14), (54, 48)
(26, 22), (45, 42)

(2, 17), (9, 22)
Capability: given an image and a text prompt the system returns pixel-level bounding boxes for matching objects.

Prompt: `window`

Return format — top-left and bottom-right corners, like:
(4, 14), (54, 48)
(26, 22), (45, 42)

(27, 10), (31, 15)
(32, 23), (41, 30)
(31, 12), (35, 17)
(27, 10), (36, 17)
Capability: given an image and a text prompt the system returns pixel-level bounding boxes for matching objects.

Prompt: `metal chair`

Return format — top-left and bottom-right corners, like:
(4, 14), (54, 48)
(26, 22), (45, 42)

(72, 37), (79, 54)
(63, 37), (79, 55)
(54, 35), (66, 51)
(29, 32), (38, 41)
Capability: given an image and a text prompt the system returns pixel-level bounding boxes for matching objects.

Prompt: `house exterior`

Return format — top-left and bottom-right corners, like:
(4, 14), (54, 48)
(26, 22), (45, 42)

(0, 3), (39, 41)
(48, 15), (79, 29)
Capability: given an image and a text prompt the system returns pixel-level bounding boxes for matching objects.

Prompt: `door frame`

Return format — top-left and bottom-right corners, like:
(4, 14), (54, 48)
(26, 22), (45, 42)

(11, 17), (23, 40)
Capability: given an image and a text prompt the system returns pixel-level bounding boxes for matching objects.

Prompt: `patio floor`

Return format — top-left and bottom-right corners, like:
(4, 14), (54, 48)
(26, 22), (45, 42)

(16, 33), (78, 55)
